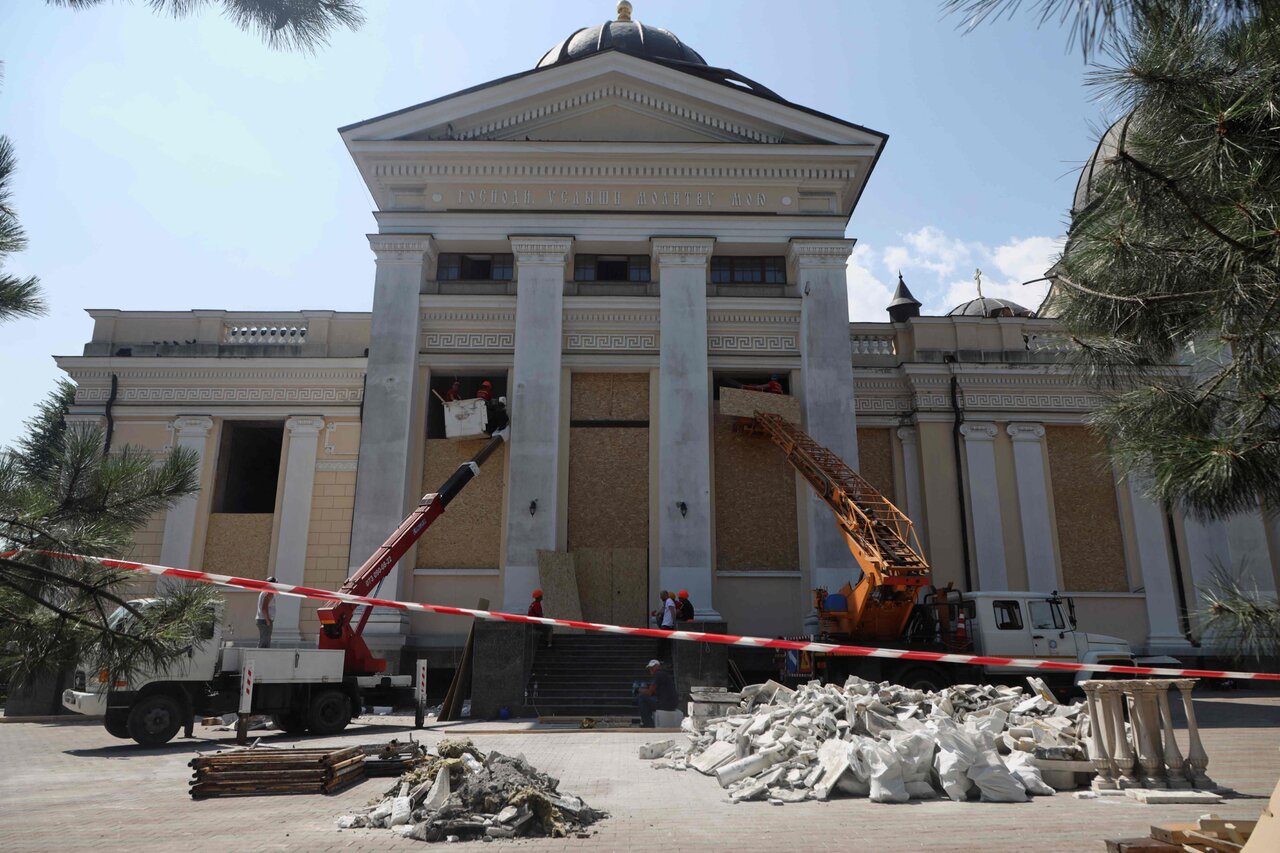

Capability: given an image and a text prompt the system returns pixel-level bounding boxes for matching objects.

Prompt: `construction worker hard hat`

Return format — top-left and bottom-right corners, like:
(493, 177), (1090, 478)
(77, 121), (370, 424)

(532, 589), (543, 599)
(678, 590), (688, 598)
(481, 380), (492, 387)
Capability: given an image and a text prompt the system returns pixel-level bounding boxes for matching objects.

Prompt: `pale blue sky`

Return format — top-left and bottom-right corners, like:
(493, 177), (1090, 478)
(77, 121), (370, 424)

(0, 0), (1109, 447)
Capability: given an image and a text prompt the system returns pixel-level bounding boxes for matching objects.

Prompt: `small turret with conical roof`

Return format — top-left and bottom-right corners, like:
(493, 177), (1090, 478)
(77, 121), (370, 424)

(886, 272), (922, 323)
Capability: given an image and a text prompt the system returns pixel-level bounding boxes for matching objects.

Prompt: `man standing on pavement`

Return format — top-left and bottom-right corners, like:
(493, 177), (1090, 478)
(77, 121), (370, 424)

(256, 577), (277, 648)
(637, 659), (678, 728)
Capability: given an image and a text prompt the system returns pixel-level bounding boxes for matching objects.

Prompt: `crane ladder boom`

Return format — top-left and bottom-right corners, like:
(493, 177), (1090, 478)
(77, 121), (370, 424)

(751, 412), (929, 585)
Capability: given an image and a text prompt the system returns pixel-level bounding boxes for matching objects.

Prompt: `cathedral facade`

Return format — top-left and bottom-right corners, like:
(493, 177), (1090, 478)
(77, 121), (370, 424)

(55, 6), (1279, 667)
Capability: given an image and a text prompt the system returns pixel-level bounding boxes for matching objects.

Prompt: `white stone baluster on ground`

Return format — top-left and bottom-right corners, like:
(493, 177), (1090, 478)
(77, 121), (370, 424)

(1104, 683), (1137, 787)
(1175, 679), (1215, 789)
(1137, 683), (1169, 788)
(1083, 681), (1117, 790)
(1154, 680), (1191, 788)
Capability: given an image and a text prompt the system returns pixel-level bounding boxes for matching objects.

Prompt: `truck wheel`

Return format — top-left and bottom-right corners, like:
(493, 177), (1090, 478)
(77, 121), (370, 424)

(127, 694), (183, 746)
(103, 710), (131, 739)
(306, 689), (351, 736)
(895, 666), (948, 694)
(271, 711), (308, 735)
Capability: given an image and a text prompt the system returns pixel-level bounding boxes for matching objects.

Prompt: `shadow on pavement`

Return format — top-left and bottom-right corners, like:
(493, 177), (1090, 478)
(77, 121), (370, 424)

(62, 722), (423, 757)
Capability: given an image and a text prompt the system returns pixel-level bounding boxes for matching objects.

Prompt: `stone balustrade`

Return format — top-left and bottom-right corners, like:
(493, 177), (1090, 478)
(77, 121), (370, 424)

(1082, 679), (1214, 793)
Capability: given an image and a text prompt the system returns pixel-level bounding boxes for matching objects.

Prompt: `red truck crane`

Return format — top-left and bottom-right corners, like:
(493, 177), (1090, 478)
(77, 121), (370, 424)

(318, 413), (510, 677)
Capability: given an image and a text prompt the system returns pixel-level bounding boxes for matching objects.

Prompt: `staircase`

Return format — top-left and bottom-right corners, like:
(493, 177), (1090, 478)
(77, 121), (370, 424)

(525, 634), (663, 719)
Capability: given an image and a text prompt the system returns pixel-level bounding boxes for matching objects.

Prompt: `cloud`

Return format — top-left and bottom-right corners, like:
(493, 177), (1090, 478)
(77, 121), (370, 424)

(850, 228), (1063, 319)
(846, 244), (894, 322)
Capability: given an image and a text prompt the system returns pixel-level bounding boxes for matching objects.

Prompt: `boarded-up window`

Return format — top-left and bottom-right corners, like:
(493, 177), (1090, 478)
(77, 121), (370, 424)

(1045, 425), (1127, 592)
(417, 440), (506, 570)
(713, 408), (799, 571)
(856, 428), (895, 501)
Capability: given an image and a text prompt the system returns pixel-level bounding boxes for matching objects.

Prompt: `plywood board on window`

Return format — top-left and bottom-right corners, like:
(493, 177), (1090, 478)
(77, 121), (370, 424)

(417, 438), (505, 569)
(718, 387), (801, 423)
(570, 372), (649, 421)
(574, 547), (613, 624)
(1045, 425), (1127, 592)
(537, 549), (583, 634)
(713, 410), (799, 571)
(567, 427), (648, 550)
(202, 513), (273, 579)
(611, 548), (648, 628)
(856, 428), (895, 502)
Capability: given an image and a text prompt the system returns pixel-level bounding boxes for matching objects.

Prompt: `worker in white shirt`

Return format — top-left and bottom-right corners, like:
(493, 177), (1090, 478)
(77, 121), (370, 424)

(256, 577), (277, 648)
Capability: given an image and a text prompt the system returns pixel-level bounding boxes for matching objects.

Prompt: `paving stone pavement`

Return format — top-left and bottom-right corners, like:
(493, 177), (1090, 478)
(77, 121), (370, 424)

(1, 690), (1278, 853)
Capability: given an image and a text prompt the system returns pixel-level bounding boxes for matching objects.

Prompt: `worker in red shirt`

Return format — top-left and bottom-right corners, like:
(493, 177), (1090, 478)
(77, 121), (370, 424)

(476, 380), (494, 402)
(676, 590), (695, 622)
(528, 589), (551, 648)
(444, 380), (462, 402)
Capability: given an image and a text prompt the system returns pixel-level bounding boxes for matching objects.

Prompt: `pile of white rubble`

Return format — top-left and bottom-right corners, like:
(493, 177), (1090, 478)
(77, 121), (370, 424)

(638, 677), (1093, 804)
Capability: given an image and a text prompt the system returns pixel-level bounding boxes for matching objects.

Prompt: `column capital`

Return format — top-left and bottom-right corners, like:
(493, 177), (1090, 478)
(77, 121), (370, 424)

(787, 238), (855, 268)
(64, 414), (106, 429)
(959, 422), (998, 441)
(651, 236), (715, 265)
(895, 425), (918, 444)
(285, 415), (325, 436)
(172, 416), (214, 436)
(509, 236), (573, 265)
(367, 234), (436, 265)
(1006, 422), (1046, 442)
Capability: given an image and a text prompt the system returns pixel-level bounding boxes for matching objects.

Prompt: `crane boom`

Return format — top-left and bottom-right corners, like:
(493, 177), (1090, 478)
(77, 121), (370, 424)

(318, 421), (509, 676)
(749, 411), (930, 642)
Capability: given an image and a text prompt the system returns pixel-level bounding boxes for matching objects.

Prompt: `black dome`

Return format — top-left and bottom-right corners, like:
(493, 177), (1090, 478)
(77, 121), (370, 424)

(537, 2), (706, 69)
(947, 297), (1035, 319)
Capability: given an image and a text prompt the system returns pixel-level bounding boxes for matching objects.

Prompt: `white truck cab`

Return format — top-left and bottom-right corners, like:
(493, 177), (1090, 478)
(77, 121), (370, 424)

(965, 591), (1135, 684)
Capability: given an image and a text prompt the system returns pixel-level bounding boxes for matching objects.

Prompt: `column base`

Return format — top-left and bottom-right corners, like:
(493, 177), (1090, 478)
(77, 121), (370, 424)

(1143, 636), (1196, 655)
(692, 608), (723, 622)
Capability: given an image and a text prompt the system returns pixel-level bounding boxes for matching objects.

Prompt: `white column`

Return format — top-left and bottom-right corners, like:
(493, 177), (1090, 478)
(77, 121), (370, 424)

(960, 422), (1008, 590)
(270, 416), (324, 646)
(501, 237), (573, 614)
(349, 234), (434, 646)
(653, 237), (717, 618)
(158, 416), (213, 592)
(789, 239), (859, 595)
(896, 426), (925, 549)
(1006, 423), (1058, 593)
(1182, 515), (1230, 605)
(1125, 475), (1192, 652)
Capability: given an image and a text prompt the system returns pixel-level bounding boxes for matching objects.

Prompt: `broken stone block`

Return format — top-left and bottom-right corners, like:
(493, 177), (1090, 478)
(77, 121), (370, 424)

(638, 740), (676, 759)
(715, 752), (781, 788)
(690, 740), (737, 775)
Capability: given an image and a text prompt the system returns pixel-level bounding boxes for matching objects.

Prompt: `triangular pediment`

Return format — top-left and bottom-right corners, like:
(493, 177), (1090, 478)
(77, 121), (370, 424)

(342, 52), (883, 148)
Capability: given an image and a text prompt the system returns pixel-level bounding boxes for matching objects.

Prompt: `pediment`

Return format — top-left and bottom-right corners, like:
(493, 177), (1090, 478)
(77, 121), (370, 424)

(342, 52), (883, 148)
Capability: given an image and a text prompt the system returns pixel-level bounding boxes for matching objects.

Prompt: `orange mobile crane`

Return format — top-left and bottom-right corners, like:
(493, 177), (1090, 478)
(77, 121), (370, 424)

(746, 412), (933, 644)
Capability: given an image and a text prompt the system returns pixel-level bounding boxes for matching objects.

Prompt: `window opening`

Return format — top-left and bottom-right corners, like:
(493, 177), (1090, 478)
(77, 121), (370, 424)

(213, 423), (283, 513)
(437, 253), (514, 281)
(710, 256), (786, 285)
(574, 254), (651, 282)
(992, 600), (1023, 630)
(1028, 600), (1065, 630)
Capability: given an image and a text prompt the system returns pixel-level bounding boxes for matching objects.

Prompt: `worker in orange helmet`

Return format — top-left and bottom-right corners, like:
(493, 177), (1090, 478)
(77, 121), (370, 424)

(476, 380), (494, 402)
(676, 590), (694, 622)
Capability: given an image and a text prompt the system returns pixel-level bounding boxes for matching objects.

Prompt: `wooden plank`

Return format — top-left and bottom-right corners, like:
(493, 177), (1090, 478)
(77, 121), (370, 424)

(538, 550), (583, 633)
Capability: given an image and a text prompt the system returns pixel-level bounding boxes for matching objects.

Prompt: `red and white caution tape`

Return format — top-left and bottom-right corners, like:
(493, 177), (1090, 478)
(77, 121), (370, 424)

(14, 549), (1280, 682)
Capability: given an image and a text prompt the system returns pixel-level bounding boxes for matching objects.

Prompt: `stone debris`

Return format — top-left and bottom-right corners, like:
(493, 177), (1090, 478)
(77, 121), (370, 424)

(639, 676), (1093, 804)
(337, 739), (604, 842)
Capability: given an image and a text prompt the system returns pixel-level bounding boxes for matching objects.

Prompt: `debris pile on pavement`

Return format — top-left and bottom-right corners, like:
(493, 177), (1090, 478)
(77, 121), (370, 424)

(641, 677), (1093, 804)
(337, 738), (604, 842)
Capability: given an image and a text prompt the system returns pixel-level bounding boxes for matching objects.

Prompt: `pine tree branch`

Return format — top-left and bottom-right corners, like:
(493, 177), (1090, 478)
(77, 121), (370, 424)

(1048, 271), (1214, 305)
(1114, 149), (1266, 255)
(0, 574), (136, 641)
(0, 555), (141, 617)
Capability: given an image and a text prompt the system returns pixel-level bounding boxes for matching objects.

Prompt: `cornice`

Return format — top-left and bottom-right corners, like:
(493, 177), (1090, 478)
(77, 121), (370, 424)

(371, 160), (856, 182)
(787, 239), (855, 268)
